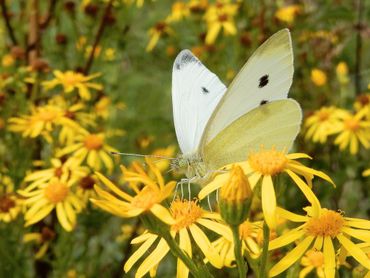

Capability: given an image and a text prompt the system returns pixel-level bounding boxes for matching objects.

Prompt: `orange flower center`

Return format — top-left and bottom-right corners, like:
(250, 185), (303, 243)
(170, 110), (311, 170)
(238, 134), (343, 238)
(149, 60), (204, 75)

(44, 181), (69, 204)
(0, 196), (16, 212)
(317, 110), (330, 121)
(248, 148), (287, 176)
(344, 118), (360, 131)
(84, 134), (103, 150)
(170, 199), (203, 232)
(306, 209), (344, 237)
(37, 110), (59, 122)
(131, 187), (158, 210)
(306, 250), (324, 267)
(63, 72), (84, 86)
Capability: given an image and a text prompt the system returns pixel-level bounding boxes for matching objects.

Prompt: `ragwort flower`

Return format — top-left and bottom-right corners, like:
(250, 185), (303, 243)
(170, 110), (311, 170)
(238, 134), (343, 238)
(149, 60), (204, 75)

(18, 176), (83, 231)
(23, 227), (56, 259)
(0, 174), (22, 222)
(269, 206), (370, 277)
(304, 106), (347, 143)
(42, 70), (102, 100)
(204, 0), (239, 44)
(199, 148), (334, 228)
(146, 21), (174, 52)
(124, 199), (229, 278)
(300, 249), (325, 278)
(90, 158), (176, 223)
(57, 130), (117, 172)
(275, 5), (301, 24)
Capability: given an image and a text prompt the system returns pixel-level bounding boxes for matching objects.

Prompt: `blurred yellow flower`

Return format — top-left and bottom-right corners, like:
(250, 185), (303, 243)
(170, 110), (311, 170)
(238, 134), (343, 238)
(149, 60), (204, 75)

(23, 227), (56, 259)
(204, 1), (239, 44)
(148, 145), (176, 172)
(275, 5), (301, 24)
(124, 199), (228, 277)
(269, 206), (370, 277)
(305, 106), (347, 143)
(91, 158), (175, 222)
(300, 249), (325, 278)
(0, 174), (22, 222)
(188, 0), (208, 12)
(363, 168), (370, 177)
(24, 158), (88, 193)
(104, 48), (116, 61)
(333, 109), (370, 154)
(18, 176), (83, 231)
(311, 69), (327, 87)
(2, 54), (14, 67)
(75, 174), (98, 205)
(8, 104), (80, 142)
(354, 94), (370, 119)
(239, 220), (263, 258)
(57, 130), (117, 172)
(42, 70), (103, 100)
(85, 45), (102, 58)
(94, 96), (112, 119)
(199, 148), (334, 228)
(146, 21), (174, 52)
(166, 2), (190, 22)
(336, 62), (349, 85)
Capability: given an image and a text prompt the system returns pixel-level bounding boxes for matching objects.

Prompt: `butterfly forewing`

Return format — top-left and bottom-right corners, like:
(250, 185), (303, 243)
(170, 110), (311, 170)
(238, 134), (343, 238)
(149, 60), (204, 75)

(172, 50), (227, 154)
(203, 99), (302, 170)
(201, 29), (294, 146)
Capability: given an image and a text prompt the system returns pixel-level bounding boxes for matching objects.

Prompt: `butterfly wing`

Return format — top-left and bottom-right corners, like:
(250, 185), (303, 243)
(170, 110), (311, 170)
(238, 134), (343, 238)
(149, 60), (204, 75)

(201, 29), (294, 146)
(203, 99), (302, 170)
(172, 50), (227, 154)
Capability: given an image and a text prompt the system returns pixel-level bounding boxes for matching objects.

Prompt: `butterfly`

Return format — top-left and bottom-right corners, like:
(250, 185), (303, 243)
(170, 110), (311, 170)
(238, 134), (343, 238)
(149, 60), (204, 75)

(170, 29), (302, 184)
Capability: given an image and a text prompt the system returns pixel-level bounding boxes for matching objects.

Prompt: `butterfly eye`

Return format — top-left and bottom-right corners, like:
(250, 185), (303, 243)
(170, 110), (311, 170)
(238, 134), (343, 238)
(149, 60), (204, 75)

(258, 74), (269, 88)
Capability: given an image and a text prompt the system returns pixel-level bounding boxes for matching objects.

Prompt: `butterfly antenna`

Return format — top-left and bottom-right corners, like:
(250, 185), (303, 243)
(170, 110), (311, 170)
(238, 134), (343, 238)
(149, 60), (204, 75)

(110, 151), (176, 160)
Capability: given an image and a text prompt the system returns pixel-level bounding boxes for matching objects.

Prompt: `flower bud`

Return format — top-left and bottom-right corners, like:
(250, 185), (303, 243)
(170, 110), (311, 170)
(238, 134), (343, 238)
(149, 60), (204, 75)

(219, 166), (252, 226)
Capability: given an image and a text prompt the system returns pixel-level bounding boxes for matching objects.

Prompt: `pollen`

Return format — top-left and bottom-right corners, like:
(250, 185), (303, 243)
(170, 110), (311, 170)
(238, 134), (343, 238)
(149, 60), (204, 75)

(306, 209), (344, 237)
(317, 110), (330, 122)
(170, 199), (203, 232)
(44, 181), (69, 204)
(248, 148), (288, 176)
(84, 134), (103, 150)
(0, 196), (16, 212)
(344, 118), (360, 131)
(305, 250), (324, 267)
(131, 187), (158, 210)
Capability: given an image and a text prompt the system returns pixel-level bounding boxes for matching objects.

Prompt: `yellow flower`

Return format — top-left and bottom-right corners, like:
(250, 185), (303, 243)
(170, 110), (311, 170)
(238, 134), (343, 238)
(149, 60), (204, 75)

(90, 158), (176, 222)
(2, 54), (15, 67)
(199, 148), (334, 228)
(85, 45), (102, 58)
(188, 0), (208, 13)
(269, 206), (370, 277)
(94, 96), (112, 119)
(57, 130), (117, 172)
(239, 220), (263, 258)
(146, 21), (174, 52)
(300, 249), (325, 278)
(204, 1), (239, 44)
(0, 174), (22, 222)
(166, 2), (190, 22)
(23, 227), (56, 259)
(104, 48), (116, 61)
(333, 109), (370, 154)
(18, 176), (83, 231)
(311, 69), (327, 87)
(8, 104), (80, 142)
(24, 158), (88, 192)
(305, 106), (347, 143)
(147, 145), (176, 172)
(363, 169), (370, 177)
(42, 70), (103, 100)
(275, 5), (301, 24)
(336, 62), (349, 84)
(124, 199), (229, 277)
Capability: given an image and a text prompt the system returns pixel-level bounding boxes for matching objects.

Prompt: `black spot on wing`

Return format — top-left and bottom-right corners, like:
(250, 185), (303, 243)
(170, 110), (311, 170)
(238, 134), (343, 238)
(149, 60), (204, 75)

(259, 74), (269, 88)
(202, 87), (209, 94)
(174, 50), (201, 70)
(260, 100), (268, 105)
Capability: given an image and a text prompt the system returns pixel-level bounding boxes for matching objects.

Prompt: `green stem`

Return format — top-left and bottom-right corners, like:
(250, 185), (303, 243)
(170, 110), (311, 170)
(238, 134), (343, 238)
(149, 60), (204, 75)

(259, 222), (270, 278)
(231, 225), (247, 278)
(162, 232), (212, 278)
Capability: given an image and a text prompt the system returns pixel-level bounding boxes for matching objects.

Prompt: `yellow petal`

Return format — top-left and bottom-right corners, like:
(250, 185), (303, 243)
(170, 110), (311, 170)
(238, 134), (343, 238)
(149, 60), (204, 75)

(95, 172), (133, 201)
(56, 203), (73, 231)
(150, 204), (175, 225)
(178, 229), (191, 278)
(323, 236), (335, 278)
(337, 234), (370, 269)
(276, 207), (308, 222)
(197, 218), (232, 241)
(342, 226), (370, 242)
(269, 235), (314, 277)
(261, 175), (277, 229)
(198, 173), (229, 200)
(269, 228), (305, 250)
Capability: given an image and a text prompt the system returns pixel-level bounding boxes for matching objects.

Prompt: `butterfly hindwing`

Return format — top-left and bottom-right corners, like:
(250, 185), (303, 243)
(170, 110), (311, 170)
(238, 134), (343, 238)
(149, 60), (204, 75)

(172, 50), (227, 154)
(203, 99), (302, 170)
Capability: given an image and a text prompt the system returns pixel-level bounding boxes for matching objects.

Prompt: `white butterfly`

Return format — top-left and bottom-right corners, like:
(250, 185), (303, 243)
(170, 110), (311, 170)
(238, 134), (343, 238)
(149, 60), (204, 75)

(171, 29), (302, 183)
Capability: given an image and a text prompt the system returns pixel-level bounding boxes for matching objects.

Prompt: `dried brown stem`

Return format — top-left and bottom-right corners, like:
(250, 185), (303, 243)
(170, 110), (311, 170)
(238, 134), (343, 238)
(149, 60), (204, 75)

(27, 0), (40, 64)
(0, 0), (18, 45)
(83, 0), (114, 74)
(355, 0), (364, 95)
(39, 0), (58, 29)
